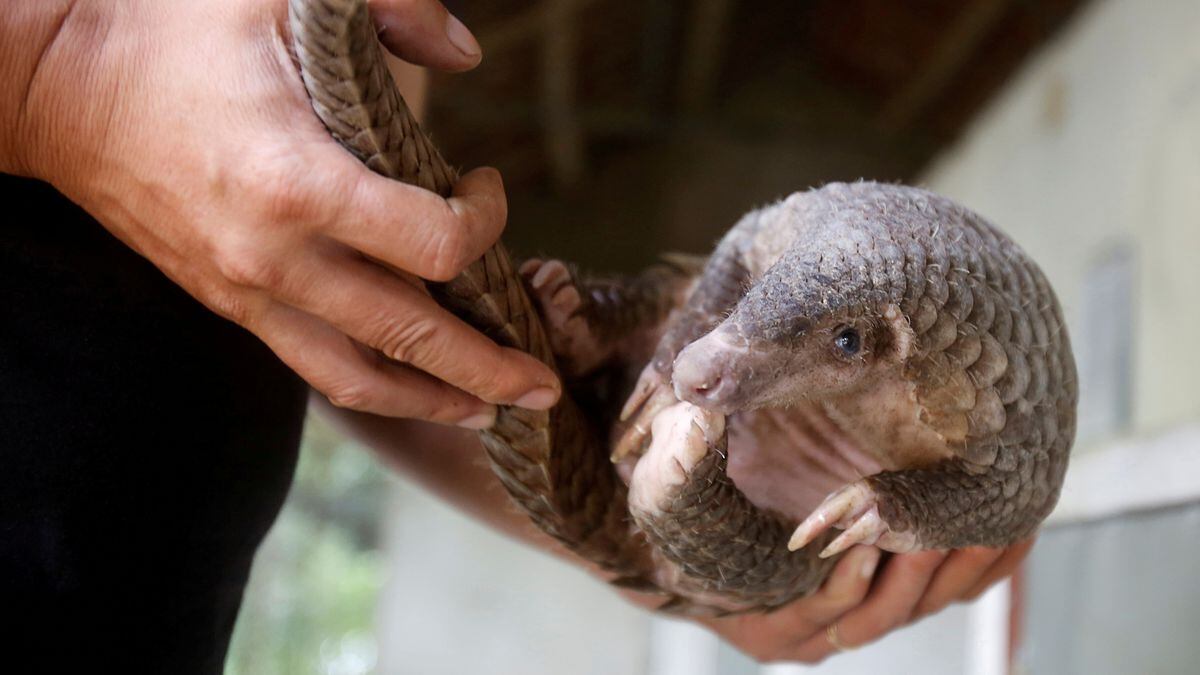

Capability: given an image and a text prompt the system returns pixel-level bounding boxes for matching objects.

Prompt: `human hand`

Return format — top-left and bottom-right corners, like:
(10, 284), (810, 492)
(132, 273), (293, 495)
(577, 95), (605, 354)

(680, 539), (1033, 664)
(8, 0), (559, 426)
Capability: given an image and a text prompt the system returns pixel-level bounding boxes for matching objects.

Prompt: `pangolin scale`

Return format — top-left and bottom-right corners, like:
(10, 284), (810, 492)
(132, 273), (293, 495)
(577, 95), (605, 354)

(289, 0), (1077, 615)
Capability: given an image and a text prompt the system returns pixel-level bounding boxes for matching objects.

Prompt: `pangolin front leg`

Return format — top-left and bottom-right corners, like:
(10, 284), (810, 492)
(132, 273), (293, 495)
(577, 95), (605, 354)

(790, 441), (1068, 557)
(628, 402), (838, 613)
(615, 212), (765, 461)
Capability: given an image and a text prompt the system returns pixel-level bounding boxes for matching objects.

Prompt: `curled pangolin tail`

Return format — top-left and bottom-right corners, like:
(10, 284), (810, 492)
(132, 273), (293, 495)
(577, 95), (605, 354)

(287, 0), (649, 578)
(288, 0), (844, 615)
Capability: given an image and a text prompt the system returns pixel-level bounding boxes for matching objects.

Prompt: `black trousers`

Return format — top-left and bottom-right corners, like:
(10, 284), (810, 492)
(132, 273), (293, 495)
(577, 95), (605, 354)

(0, 175), (308, 673)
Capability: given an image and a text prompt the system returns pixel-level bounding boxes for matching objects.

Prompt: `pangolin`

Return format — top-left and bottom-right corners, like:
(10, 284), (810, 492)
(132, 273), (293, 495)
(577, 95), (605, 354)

(289, 0), (1078, 615)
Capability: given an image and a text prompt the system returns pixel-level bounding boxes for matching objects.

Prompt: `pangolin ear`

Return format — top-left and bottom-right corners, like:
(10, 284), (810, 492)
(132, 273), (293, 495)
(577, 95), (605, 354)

(878, 304), (917, 364)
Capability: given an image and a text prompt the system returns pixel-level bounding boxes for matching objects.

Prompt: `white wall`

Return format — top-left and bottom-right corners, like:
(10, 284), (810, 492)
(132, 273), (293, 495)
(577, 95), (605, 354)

(753, 0), (1200, 670)
(922, 0), (1200, 442)
(924, 1), (1200, 671)
(376, 479), (651, 675)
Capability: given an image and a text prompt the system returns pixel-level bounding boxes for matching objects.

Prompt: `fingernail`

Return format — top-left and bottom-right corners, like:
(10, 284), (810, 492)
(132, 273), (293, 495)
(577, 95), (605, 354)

(514, 387), (559, 410)
(457, 406), (497, 430)
(860, 548), (882, 579)
(445, 13), (482, 60)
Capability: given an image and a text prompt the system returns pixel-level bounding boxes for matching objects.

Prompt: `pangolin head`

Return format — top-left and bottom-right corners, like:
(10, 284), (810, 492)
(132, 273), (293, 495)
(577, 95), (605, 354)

(671, 184), (930, 414)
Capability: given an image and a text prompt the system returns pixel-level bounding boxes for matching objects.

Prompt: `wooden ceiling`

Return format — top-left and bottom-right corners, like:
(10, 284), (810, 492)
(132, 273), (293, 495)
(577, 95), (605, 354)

(427, 0), (1087, 269)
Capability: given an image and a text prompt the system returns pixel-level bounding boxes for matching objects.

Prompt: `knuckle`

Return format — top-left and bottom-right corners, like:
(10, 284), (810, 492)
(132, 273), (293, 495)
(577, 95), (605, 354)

(214, 238), (281, 290)
(425, 220), (474, 281)
(325, 384), (374, 411)
(243, 150), (342, 229)
(256, 168), (320, 224)
(376, 315), (439, 364)
(206, 287), (255, 325)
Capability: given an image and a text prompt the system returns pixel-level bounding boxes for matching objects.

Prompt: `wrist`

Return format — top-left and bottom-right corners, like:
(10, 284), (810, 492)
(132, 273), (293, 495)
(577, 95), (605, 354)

(0, 0), (122, 187)
(0, 1), (79, 176)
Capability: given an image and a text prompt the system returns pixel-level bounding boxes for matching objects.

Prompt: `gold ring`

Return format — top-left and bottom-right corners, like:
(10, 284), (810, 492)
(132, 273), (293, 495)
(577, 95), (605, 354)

(826, 622), (853, 652)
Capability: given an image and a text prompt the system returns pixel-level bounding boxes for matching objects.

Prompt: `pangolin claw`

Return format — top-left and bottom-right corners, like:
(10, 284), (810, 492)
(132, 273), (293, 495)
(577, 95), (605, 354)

(620, 362), (664, 422)
(789, 480), (920, 555)
(819, 508), (887, 558)
(612, 364), (678, 462)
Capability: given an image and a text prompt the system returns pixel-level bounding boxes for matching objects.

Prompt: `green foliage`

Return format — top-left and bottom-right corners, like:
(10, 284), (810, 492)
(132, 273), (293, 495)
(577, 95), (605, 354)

(225, 416), (387, 675)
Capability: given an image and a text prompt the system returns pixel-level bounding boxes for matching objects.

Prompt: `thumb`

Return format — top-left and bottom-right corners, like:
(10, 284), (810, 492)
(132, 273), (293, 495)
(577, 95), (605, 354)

(372, 0), (483, 72)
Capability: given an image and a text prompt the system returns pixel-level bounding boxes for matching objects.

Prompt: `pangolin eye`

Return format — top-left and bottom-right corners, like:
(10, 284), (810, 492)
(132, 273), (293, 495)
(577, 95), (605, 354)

(834, 328), (861, 355)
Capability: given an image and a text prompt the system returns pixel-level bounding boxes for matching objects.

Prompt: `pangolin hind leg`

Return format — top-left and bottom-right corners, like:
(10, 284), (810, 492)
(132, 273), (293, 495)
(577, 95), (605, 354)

(519, 257), (701, 377)
(521, 257), (700, 463)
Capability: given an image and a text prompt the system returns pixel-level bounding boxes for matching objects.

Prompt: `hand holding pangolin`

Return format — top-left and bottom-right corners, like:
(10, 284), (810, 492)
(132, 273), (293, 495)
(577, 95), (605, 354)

(290, 0), (1076, 615)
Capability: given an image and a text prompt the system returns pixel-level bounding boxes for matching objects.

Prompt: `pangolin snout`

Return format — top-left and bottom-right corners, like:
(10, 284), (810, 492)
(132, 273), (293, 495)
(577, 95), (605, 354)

(672, 331), (746, 413)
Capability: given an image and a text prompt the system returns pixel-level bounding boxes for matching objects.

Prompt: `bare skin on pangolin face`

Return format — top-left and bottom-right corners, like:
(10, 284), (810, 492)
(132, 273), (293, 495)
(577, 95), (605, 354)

(675, 295), (953, 435)
(663, 279), (957, 525)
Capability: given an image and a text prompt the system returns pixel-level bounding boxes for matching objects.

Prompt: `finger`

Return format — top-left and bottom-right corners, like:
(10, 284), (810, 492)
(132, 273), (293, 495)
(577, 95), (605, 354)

(963, 538), (1035, 601)
(372, 0), (482, 71)
(912, 547), (1005, 619)
(694, 609), (822, 665)
(803, 546), (882, 624)
(255, 301), (498, 427)
(329, 165), (508, 283)
(258, 243), (559, 408)
(790, 550), (946, 663)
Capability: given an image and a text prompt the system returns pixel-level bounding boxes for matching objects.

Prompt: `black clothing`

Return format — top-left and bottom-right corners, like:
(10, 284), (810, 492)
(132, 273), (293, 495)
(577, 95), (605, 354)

(0, 175), (308, 673)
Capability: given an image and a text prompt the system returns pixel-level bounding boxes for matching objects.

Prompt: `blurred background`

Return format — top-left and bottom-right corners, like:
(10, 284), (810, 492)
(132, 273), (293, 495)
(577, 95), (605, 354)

(226, 0), (1200, 672)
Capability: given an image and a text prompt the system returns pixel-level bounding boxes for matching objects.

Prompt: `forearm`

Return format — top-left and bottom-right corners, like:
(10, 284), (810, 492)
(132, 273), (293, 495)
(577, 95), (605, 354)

(2, 0), (147, 204)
